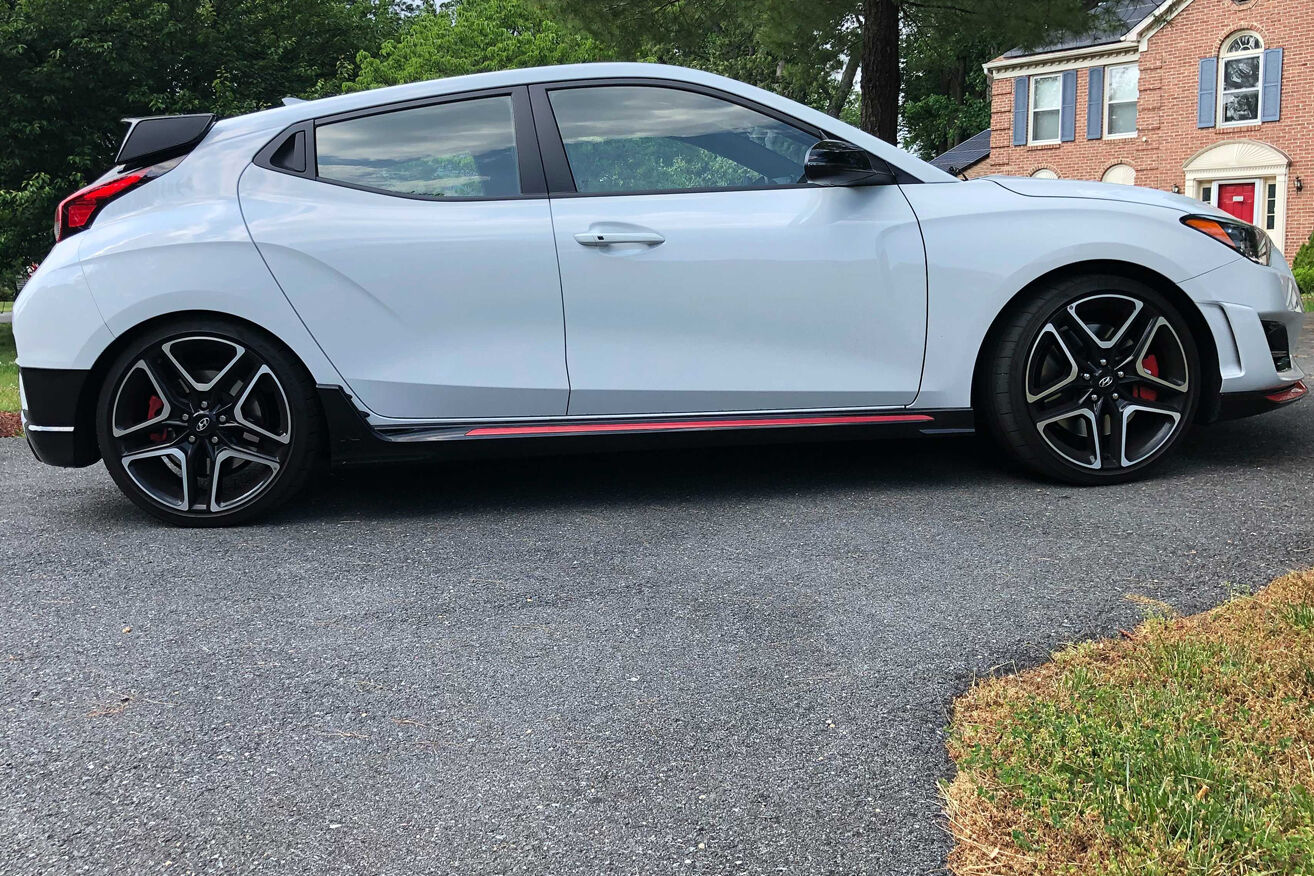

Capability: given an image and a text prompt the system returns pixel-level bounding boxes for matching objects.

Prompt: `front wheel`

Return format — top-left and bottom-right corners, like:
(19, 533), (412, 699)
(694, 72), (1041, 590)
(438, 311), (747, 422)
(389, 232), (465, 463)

(980, 275), (1202, 485)
(96, 318), (322, 526)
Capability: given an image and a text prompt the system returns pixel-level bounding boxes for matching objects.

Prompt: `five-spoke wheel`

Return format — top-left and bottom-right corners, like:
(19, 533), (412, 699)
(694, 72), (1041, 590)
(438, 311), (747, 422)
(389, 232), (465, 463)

(982, 275), (1201, 484)
(96, 319), (321, 525)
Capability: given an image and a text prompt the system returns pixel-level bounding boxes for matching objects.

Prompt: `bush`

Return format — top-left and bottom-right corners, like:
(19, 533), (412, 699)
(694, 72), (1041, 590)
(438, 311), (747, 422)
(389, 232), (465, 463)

(1294, 230), (1314, 273)
(1295, 266), (1314, 297)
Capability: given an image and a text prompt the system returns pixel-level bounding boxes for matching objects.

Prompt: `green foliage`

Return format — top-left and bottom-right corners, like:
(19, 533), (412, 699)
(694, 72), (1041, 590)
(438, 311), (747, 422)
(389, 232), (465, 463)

(1294, 268), (1314, 299)
(344, 0), (604, 91)
(0, 323), (18, 414)
(1294, 231), (1314, 272)
(538, 0), (851, 114)
(0, 0), (403, 275)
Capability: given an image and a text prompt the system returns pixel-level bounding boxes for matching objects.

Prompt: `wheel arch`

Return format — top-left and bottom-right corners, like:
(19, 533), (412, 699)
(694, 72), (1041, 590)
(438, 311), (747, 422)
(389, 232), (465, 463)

(74, 310), (326, 465)
(970, 260), (1222, 423)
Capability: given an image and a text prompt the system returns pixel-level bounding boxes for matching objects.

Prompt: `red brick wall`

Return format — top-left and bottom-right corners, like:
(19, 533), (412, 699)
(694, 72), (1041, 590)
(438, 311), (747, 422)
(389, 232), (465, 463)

(983, 0), (1314, 255)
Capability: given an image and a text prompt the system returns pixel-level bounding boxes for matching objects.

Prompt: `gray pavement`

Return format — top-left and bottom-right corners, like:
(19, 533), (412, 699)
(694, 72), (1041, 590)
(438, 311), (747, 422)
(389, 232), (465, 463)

(2, 327), (1312, 875)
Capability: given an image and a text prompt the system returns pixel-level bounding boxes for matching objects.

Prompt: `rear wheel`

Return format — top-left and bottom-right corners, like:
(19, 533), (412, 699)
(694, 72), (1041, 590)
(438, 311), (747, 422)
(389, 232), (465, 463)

(96, 318), (322, 526)
(980, 274), (1202, 485)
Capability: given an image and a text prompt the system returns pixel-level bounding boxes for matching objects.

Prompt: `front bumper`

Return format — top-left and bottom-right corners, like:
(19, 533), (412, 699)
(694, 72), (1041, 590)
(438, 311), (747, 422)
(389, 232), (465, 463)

(19, 368), (101, 467)
(1216, 379), (1309, 420)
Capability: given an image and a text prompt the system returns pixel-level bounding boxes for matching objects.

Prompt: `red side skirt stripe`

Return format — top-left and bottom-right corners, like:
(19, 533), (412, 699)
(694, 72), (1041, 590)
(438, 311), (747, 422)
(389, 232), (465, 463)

(465, 413), (935, 438)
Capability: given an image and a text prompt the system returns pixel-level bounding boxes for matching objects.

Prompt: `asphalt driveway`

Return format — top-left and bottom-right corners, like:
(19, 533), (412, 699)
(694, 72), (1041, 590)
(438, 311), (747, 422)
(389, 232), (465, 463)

(3, 333), (1313, 875)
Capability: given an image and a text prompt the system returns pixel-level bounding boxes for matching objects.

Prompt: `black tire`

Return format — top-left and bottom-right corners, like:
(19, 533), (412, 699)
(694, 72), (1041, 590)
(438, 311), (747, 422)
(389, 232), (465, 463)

(95, 317), (323, 526)
(979, 273), (1202, 485)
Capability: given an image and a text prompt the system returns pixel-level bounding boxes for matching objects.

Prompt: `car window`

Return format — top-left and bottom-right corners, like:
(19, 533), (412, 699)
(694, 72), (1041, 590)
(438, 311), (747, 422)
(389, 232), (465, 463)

(547, 85), (819, 194)
(316, 95), (520, 198)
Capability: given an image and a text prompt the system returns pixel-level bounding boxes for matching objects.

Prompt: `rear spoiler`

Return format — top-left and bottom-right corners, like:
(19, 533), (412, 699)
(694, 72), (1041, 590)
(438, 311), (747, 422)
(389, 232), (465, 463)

(115, 113), (216, 170)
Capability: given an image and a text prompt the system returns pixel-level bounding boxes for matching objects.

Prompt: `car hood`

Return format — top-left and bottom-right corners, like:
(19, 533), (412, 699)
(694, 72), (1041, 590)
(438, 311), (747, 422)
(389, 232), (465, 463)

(987, 177), (1229, 217)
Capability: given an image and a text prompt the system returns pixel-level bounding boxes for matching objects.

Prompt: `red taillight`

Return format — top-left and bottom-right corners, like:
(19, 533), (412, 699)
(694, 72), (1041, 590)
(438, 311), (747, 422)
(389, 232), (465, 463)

(53, 170), (150, 242)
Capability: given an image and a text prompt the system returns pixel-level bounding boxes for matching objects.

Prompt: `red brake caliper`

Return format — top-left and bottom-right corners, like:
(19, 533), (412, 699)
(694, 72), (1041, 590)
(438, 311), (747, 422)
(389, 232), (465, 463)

(146, 395), (166, 442)
(1133, 355), (1159, 402)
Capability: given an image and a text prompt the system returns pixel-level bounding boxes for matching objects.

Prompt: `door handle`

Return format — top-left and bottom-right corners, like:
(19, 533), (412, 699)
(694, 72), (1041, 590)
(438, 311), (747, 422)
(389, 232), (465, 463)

(574, 231), (665, 247)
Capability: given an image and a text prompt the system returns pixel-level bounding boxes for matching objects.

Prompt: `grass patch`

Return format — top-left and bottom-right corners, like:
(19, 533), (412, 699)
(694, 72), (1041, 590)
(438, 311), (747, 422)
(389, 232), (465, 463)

(0, 300), (12, 313)
(1303, 293), (1313, 313)
(0, 322), (17, 413)
(945, 570), (1314, 875)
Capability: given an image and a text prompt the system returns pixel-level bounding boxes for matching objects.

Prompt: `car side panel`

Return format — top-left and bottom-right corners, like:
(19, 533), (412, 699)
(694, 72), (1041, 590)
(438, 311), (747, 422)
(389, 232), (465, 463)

(64, 128), (352, 394)
(901, 180), (1241, 410)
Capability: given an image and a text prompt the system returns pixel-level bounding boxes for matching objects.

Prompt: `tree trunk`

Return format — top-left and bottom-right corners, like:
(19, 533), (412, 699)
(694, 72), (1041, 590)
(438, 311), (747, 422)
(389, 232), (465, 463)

(859, 0), (900, 143)
(827, 42), (861, 118)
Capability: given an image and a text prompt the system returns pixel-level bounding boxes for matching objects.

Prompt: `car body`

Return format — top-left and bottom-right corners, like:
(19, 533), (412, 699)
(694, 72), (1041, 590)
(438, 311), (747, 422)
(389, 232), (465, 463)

(14, 63), (1307, 524)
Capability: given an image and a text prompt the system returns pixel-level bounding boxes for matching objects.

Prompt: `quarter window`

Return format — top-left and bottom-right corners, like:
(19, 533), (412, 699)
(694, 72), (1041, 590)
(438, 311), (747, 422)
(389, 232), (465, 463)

(1105, 64), (1139, 137)
(316, 95), (520, 198)
(1219, 33), (1264, 125)
(1030, 74), (1063, 144)
(546, 85), (819, 194)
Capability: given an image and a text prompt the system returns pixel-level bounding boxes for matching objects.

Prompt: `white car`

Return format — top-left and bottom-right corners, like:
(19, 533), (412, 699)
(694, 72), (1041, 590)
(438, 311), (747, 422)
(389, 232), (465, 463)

(14, 63), (1307, 526)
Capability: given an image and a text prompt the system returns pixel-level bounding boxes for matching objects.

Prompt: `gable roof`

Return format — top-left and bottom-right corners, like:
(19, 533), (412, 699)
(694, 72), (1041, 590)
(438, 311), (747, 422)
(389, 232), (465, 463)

(1001, 0), (1160, 59)
(930, 129), (992, 175)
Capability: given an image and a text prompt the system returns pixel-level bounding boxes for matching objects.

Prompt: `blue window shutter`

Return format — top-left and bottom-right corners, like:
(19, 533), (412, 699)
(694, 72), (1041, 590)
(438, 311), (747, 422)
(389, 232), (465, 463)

(1087, 67), (1105, 140)
(1198, 57), (1218, 128)
(1262, 48), (1283, 122)
(1013, 77), (1030, 146)
(1060, 70), (1077, 142)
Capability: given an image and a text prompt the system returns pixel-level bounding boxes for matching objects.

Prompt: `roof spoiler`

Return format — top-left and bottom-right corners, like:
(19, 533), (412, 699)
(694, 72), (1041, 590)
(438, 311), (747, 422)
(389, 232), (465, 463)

(115, 113), (217, 170)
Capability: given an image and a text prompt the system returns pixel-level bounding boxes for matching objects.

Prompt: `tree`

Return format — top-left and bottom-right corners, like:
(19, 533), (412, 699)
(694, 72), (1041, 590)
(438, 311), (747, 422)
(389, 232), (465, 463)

(542, 0), (1112, 146)
(342, 0), (604, 91)
(0, 0), (402, 275)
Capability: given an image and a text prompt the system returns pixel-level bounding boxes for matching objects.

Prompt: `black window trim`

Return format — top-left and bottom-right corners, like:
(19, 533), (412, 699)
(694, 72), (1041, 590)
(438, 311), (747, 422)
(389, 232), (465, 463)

(254, 85), (548, 202)
(527, 77), (917, 198)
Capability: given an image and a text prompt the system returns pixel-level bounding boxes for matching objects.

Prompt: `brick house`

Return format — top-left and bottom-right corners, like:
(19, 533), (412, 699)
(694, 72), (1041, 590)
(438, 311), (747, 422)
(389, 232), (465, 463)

(945, 0), (1312, 256)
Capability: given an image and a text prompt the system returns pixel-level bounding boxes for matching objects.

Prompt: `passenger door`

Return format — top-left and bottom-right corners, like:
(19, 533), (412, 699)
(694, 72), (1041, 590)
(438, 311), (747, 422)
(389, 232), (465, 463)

(533, 81), (928, 416)
(239, 88), (568, 420)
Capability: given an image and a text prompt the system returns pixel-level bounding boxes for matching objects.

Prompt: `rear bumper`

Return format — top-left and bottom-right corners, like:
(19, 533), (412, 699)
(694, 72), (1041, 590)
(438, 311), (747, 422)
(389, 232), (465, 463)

(19, 368), (101, 467)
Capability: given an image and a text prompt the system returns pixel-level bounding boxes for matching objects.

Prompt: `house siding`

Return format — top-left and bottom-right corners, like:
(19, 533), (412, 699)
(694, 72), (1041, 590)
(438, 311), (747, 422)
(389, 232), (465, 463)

(983, 0), (1314, 255)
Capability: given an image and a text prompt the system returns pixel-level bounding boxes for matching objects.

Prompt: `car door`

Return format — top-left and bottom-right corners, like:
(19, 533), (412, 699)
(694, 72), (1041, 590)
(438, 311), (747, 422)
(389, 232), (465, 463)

(532, 80), (928, 417)
(239, 87), (568, 420)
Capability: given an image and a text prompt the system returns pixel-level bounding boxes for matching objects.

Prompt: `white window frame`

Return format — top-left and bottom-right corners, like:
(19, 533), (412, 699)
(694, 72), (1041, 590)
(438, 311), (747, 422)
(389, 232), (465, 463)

(1104, 63), (1139, 139)
(1218, 32), (1265, 128)
(1028, 73), (1064, 145)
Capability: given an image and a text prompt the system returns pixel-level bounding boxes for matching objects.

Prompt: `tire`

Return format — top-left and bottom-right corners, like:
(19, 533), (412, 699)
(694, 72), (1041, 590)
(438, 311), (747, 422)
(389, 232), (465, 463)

(979, 274), (1202, 485)
(95, 317), (323, 526)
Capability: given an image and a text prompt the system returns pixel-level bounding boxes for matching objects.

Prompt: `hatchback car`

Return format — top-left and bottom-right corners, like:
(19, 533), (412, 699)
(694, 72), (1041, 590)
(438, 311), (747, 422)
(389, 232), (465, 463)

(14, 63), (1307, 525)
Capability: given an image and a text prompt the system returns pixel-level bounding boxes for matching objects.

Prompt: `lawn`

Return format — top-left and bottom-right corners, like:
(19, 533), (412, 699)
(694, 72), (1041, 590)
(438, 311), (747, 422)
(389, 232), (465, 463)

(1304, 293), (1313, 313)
(944, 571), (1314, 875)
(1, 322), (18, 413)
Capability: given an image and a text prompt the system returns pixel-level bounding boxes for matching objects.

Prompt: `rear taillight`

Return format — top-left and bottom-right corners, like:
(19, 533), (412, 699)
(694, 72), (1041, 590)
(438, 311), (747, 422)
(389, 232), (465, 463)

(53, 159), (177, 242)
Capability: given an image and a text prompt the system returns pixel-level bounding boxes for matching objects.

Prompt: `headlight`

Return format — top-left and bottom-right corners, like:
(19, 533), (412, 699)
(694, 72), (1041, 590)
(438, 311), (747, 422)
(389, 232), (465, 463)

(1181, 214), (1272, 265)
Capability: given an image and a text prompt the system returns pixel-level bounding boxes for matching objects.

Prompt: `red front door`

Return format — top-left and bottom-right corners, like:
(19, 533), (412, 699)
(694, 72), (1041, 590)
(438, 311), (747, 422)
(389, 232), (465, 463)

(1217, 182), (1257, 224)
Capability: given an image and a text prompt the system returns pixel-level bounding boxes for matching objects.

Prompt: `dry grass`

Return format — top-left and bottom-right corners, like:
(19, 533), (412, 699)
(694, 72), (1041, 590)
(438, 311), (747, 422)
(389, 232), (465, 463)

(944, 570), (1314, 876)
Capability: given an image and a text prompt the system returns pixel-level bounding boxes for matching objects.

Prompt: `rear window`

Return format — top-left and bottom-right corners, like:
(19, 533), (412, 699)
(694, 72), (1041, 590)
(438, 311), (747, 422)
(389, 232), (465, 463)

(315, 95), (520, 198)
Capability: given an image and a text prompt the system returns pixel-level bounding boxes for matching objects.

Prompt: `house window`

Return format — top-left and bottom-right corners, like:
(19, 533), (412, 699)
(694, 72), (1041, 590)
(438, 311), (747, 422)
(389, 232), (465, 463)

(1219, 32), (1264, 125)
(1031, 168), (1059, 179)
(1030, 74), (1063, 144)
(1266, 183), (1278, 230)
(1201, 185), (1213, 204)
(1105, 64), (1139, 137)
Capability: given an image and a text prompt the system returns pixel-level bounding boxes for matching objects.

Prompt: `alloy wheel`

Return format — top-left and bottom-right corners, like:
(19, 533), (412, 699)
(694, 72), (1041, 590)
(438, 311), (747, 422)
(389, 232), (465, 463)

(1024, 293), (1193, 472)
(107, 334), (293, 514)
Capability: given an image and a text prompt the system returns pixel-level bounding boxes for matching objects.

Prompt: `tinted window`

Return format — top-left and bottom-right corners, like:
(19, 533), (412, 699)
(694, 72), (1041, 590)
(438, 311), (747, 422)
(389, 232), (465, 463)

(547, 86), (819, 194)
(316, 95), (519, 198)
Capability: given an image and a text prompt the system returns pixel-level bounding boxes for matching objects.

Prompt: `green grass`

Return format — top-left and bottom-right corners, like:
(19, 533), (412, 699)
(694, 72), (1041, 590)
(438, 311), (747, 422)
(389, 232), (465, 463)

(945, 571), (1314, 875)
(0, 322), (18, 413)
(1303, 293), (1313, 313)
(0, 300), (12, 313)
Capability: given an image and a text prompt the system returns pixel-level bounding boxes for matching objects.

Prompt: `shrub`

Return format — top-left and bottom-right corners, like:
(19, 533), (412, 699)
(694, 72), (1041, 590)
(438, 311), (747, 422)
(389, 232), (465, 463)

(1295, 266), (1314, 298)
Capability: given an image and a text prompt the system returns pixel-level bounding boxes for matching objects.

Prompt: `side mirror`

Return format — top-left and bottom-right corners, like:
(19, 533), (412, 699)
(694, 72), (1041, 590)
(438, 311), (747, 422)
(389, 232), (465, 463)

(804, 140), (896, 187)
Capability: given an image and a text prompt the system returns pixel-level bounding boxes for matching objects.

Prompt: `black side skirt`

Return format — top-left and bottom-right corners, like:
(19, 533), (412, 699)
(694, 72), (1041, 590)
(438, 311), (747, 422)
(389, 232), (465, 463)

(318, 386), (976, 467)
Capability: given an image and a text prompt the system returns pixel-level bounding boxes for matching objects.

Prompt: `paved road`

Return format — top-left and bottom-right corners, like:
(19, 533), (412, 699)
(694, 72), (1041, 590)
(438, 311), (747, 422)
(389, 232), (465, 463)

(3, 331), (1312, 875)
